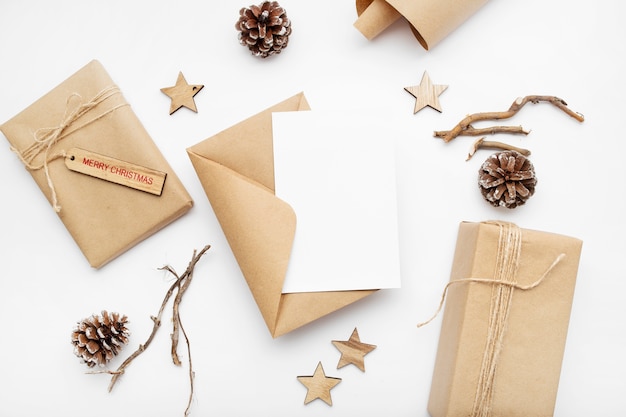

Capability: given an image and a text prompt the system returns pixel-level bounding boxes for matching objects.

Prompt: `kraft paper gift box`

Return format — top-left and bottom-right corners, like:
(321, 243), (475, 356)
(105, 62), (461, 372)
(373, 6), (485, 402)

(354, 0), (489, 49)
(187, 93), (378, 338)
(425, 221), (582, 417)
(1, 60), (193, 268)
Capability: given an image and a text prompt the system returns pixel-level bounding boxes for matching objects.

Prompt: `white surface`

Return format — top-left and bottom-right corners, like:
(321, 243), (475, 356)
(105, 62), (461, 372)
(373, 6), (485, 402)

(273, 110), (401, 293)
(0, 0), (624, 416)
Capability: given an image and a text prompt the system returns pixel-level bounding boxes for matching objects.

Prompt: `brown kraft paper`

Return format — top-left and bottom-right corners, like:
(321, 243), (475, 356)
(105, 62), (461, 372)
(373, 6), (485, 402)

(355, 0), (489, 50)
(426, 221), (582, 417)
(1, 60), (193, 268)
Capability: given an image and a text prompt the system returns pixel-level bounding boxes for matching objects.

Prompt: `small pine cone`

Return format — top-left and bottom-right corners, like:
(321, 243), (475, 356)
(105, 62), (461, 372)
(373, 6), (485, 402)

(236, 1), (291, 58)
(478, 150), (537, 209)
(71, 311), (130, 368)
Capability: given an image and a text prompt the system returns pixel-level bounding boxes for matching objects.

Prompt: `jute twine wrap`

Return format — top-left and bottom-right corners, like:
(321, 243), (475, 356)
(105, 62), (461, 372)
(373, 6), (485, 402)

(418, 221), (565, 417)
(10, 86), (127, 212)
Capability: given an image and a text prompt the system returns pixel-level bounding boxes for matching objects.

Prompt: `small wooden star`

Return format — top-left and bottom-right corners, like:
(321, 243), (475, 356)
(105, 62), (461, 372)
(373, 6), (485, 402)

(331, 328), (377, 372)
(160, 71), (204, 115)
(404, 71), (448, 114)
(297, 362), (342, 406)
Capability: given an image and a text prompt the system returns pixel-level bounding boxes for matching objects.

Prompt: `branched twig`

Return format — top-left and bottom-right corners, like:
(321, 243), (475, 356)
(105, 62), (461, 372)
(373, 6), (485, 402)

(107, 297), (172, 390)
(434, 95), (584, 142)
(466, 137), (531, 161)
(443, 125), (530, 138)
(162, 264), (184, 366)
(106, 244), (211, 417)
(162, 248), (206, 416)
(179, 313), (195, 416)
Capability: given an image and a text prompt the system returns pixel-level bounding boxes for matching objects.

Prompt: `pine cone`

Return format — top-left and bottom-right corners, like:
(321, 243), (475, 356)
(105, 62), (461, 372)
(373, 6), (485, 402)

(71, 311), (130, 368)
(236, 1), (291, 58)
(478, 150), (537, 209)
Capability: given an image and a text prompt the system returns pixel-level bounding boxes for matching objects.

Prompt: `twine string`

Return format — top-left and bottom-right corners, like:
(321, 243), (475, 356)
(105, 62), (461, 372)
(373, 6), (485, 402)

(416, 252), (565, 329)
(471, 221), (521, 417)
(416, 221), (565, 417)
(10, 85), (127, 212)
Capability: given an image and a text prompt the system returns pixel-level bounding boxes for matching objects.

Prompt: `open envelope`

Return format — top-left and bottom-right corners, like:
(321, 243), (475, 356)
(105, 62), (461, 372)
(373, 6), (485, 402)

(187, 93), (377, 338)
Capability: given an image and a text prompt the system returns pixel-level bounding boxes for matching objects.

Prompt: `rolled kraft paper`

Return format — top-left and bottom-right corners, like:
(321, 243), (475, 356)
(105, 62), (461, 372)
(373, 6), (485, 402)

(355, 0), (490, 50)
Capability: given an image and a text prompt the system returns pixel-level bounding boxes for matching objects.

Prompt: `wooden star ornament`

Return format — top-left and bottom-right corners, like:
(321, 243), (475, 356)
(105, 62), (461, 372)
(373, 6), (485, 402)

(297, 362), (342, 406)
(404, 71), (448, 114)
(332, 327), (377, 372)
(160, 71), (204, 115)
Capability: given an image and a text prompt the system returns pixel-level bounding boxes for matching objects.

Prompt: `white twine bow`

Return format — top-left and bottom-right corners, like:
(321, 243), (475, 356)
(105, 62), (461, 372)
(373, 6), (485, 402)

(11, 85), (126, 212)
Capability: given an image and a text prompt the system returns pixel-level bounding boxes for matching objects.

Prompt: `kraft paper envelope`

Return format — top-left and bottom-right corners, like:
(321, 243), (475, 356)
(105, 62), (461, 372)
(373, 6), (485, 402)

(187, 92), (377, 338)
(354, 0), (489, 50)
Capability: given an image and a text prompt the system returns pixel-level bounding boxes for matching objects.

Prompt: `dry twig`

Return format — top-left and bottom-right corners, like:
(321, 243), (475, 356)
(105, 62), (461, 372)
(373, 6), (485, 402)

(105, 244), (211, 416)
(466, 137), (531, 161)
(434, 95), (584, 143)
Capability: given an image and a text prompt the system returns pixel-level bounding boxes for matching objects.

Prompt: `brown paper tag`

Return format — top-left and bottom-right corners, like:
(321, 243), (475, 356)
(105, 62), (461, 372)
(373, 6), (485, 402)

(65, 147), (167, 196)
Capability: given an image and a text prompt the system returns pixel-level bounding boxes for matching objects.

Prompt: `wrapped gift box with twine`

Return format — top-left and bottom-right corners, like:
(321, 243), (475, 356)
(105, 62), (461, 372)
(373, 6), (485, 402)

(422, 221), (582, 417)
(1, 60), (193, 268)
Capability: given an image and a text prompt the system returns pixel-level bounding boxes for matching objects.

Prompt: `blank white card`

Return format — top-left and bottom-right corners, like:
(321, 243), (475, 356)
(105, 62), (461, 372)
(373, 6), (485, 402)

(272, 110), (401, 294)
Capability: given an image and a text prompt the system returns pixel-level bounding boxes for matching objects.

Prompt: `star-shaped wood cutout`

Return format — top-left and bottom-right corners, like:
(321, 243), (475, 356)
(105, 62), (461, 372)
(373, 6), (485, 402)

(160, 71), (204, 115)
(404, 71), (448, 114)
(331, 328), (377, 372)
(297, 362), (342, 406)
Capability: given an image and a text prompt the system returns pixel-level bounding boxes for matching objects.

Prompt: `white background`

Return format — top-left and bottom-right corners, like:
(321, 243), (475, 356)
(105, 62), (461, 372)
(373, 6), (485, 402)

(0, 0), (624, 416)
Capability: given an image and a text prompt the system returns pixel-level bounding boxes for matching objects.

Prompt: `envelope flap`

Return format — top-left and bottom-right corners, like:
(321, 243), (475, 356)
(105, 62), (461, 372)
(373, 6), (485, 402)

(187, 151), (295, 335)
(274, 290), (377, 338)
(187, 92), (310, 191)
